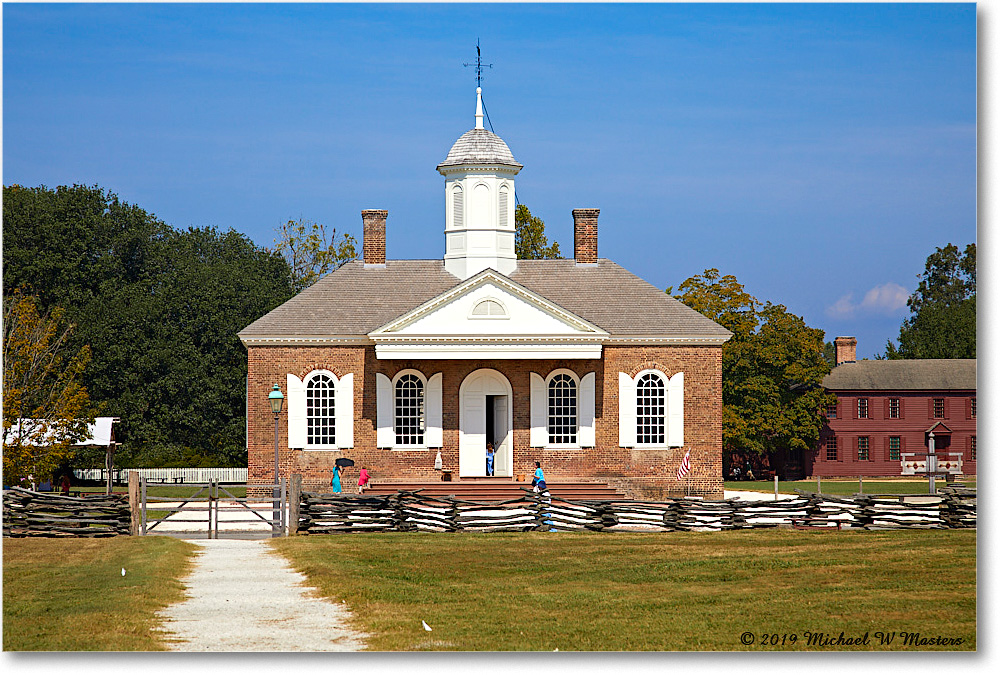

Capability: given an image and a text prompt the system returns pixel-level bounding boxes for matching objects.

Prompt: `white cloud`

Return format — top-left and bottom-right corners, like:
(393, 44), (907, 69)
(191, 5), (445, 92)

(860, 282), (910, 314)
(826, 282), (911, 319)
(826, 293), (857, 319)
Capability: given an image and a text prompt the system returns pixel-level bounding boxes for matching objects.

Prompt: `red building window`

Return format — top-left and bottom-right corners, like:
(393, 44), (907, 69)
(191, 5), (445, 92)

(889, 436), (901, 461)
(971, 436), (976, 461)
(933, 398), (945, 418)
(857, 398), (869, 419)
(826, 402), (837, 419)
(826, 436), (838, 461)
(888, 398), (900, 419)
(858, 436), (870, 461)
(971, 398), (976, 418)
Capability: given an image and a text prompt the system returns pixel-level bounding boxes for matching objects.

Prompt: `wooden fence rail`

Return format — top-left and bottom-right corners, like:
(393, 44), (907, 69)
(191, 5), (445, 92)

(3, 487), (130, 537)
(294, 486), (975, 535)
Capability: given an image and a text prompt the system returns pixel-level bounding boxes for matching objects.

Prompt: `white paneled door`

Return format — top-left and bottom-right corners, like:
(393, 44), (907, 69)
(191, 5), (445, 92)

(459, 369), (513, 478)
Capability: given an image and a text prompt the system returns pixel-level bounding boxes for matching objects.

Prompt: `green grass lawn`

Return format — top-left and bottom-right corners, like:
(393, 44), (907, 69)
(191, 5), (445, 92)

(72, 484), (247, 499)
(725, 479), (976, 496)
(272, 529), (976, 651)
(3, 536), (196, 651)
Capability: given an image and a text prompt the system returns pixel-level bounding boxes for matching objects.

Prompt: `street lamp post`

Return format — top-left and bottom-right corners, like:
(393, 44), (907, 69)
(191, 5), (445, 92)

(268, 384), (284, 536)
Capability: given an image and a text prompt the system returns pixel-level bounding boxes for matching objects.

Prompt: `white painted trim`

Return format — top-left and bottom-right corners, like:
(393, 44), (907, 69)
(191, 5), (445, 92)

(299, 369), (342, 451)
(667, 371), (684, 448)
(392, 369), (429, 449)
(376, 343), (602, 360)
(529, 372), (547, 447)
(579, 371), (596, 448)
(544, 369), (581, 447)
(618, 372), (636, 448)
(242, 334), (728, 348)
(335, 373), (354, 449)
(287, 373), (306, 449)
(376, 373), (393, 448)
(425, 372), (443, 448)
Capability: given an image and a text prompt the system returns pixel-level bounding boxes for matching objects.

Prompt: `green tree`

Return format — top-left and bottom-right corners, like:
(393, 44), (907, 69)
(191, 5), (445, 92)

(515, 205), (561, 259)
(673, 269), (834, 467)
(3, 184), (296, 467)
(272, 218), (357, 292)
(2, 289), (94, 484)
(885, 243), (976, 359)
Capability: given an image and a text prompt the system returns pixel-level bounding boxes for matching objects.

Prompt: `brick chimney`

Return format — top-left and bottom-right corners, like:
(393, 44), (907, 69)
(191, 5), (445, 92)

(834, 336), (857, 365)
(573, 208), (599, 266)
(362, 209), (387, 267)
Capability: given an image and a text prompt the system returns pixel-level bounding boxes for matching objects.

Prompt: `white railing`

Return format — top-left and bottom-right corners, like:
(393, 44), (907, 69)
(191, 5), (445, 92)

(74, 467), (248, 484)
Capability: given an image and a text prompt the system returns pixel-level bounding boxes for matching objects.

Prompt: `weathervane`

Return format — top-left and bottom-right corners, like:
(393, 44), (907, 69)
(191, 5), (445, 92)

(463, 40), (492, 87)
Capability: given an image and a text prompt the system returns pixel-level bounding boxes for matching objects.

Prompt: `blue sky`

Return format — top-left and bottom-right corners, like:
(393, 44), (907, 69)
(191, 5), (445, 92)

(2, 3), (978, 359)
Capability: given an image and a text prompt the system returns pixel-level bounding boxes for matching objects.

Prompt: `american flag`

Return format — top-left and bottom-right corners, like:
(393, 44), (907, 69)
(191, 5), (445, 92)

(676, 449), (691, 481)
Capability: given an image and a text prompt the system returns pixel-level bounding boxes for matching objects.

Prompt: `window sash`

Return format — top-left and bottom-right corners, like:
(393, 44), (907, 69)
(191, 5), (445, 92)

(394, 374), (425, 445)
(857, 398), (868, 419)
(547, 374), (578, 444)
(888, 398), (900, 419)
(636, 373), (665, 445)
(933, 398), (945, 418)
(889, 436), (901, 461)
(306, 374), (336, 446)
(858, 436), (869, 461)
(826, 437), (838, 461)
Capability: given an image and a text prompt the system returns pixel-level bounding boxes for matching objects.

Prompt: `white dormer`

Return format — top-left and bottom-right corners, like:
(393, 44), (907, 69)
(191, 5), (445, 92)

(437, 87), (523, 280)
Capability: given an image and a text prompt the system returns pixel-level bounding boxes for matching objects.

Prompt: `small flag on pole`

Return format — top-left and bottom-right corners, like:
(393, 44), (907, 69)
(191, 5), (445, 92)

(676, 449), (691, 481)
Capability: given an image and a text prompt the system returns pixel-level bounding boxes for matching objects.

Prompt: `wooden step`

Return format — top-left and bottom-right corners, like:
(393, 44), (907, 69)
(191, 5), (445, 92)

(364, 480), (625, 502)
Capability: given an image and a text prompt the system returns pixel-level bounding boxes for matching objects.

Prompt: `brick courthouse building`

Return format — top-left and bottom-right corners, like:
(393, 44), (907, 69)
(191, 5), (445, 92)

(240, 88), (731, 499)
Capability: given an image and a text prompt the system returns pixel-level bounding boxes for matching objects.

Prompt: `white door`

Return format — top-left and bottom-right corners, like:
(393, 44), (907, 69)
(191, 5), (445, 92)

(460, 370), (513, 478)
(493, 396), (511, 477)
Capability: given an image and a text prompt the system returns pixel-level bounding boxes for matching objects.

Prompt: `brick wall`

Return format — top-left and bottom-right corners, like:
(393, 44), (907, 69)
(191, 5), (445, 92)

(247, 343), (724, 499)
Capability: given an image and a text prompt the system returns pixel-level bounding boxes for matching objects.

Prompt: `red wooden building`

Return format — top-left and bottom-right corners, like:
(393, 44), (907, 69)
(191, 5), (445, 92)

(806, 337), (976, 478)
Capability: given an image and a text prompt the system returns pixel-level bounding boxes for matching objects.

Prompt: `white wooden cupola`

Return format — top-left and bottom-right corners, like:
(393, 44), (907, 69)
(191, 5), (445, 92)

(437, 87), (523, 280)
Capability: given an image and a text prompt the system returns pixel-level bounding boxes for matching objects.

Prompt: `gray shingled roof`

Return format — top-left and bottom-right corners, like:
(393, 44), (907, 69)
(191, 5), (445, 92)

(823, 359), (976, 391)
(437, 128), (522, 171)
(239, 259), (732, 339)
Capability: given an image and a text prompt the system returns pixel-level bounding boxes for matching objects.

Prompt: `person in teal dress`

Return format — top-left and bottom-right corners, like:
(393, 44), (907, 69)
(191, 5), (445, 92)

(331, 466), (342, 493)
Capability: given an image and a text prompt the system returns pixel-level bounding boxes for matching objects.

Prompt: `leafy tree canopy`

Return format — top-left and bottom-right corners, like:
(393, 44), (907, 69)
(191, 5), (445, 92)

(673, 269), (834, 457)
(515, 204), (561, 259)
(3, 184), (296, 468)
(885, 243), (976, 359)
(272, 218), (357, 293)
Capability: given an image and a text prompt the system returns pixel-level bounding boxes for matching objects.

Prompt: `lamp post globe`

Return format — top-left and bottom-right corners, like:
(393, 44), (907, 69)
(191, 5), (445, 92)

(269, 384), (284, 415)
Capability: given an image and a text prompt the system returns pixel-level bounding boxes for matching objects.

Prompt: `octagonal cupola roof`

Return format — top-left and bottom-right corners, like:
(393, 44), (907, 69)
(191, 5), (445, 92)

(437, 87), (522, 174)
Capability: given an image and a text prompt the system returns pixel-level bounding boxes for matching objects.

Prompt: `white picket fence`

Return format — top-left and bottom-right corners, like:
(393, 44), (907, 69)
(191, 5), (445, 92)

(74, 467), (248, 484)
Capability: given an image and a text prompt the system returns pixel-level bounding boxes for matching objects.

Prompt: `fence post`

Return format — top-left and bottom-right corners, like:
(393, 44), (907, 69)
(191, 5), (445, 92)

(288, 474), (302, 536)
(859, 475), (864, 495)
(280, 477), (287, 535)
(774, 475), (778, 499)
(817, 475), (822, 494)
(140, 477), (147, 535)
(128, 471), (140, 535)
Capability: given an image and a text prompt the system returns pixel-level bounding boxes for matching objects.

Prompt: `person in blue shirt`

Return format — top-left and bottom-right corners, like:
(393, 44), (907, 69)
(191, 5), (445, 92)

(486, 443), (495, 476)
(331, 466), (342, 494)
(532, 461), (546, 492)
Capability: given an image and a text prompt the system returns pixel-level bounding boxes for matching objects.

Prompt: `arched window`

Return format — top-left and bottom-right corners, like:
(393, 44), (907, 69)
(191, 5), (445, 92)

(306, 373), (336, 446)
(471, 298), (507, 317)
(636, 372), (665, 445)
(452, 185), (464, 227)
(499, 185), (509, 227)
(394, 373), (425, 445)
(548, 373), (578, 444)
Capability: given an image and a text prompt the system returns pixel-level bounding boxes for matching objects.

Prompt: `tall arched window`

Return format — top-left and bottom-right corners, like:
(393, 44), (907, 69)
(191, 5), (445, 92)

(452, 185), (464, 228)
(395, 373), (425, 445)
(306, 373), (336, 446)
(548, 373), (578, 444)
(636, 372), (665, 445)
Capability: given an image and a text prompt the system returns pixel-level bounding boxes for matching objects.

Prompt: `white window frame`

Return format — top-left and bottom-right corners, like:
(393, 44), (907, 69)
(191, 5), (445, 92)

(468, 296), (510, 320)
(634, 369), (667, 447)
(392, 369), (427, 450)
(545, 369), (580, 448)
(288, 369), (354, 452)
(619, 369), (684, 449)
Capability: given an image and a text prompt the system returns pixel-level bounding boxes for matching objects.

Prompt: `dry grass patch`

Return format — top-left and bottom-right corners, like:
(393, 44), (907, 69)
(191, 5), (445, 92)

(273, 529), (975, 651)
(3, 536), (196, 651)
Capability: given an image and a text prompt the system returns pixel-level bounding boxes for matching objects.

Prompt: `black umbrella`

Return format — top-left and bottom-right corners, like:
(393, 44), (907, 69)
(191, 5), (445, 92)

(335, 458), (355, 468)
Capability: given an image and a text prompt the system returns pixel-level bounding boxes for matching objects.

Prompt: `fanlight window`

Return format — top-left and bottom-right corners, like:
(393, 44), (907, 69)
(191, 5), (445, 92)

(471, 299), (507, 317)
(394, 374), (425, 445)
(636, 373), (665, 445)
(306, 374), (336, 445)
(548, 374), (577, 444)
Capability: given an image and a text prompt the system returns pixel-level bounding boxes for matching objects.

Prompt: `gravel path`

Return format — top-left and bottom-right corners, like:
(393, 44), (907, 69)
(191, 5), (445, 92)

(157, 539), (367, 652)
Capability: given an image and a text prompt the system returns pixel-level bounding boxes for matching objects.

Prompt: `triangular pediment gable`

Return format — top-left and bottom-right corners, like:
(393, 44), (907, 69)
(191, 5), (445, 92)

(370, 269), (609, 339)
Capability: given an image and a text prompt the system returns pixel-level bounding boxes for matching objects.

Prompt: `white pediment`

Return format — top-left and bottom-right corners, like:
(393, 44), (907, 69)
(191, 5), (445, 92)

(369, 270), (607, 359)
